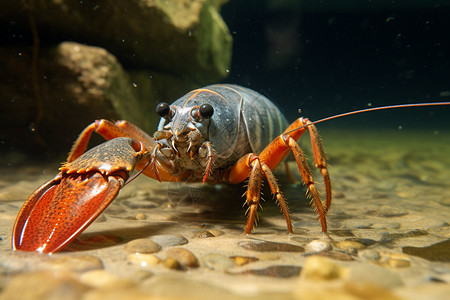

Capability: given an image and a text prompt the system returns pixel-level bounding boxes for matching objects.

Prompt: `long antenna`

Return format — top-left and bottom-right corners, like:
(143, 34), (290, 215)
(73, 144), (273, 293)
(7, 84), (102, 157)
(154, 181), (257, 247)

(287, 102), (450, 134)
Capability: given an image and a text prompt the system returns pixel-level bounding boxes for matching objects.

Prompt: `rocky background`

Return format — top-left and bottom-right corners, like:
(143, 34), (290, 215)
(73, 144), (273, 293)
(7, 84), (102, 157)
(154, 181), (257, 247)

(0, 0), (232, 159)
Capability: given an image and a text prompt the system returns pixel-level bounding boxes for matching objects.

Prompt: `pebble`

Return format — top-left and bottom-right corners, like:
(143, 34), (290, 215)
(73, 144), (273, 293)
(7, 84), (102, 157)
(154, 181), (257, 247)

(163, 258), (181, 270)
(135, 213), (147, 220)
(192, 230), (215, 238)
(387, 255), (411, 268)
(165, 248), (199, 268)
(237, 265), (302, 278)
(238, 239), (304, 252)
(41, 255), (103, 273)
(127, 253), (160, 267)
(300, 256), (347, 280)
(202, 253), (236, 272)
(335, 241), (366, 252)
(230, 256), (259, 266)
(149, 235), (188, 247)
(124, 239), (161, 254)
(305, 240), (332, 253)
(192, 229), (225, 238)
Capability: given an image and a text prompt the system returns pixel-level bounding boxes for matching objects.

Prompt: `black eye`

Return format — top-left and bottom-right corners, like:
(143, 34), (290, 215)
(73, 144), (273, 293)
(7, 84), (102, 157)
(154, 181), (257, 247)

(156, 102), (171, 118)
(199, 104), (214, 119)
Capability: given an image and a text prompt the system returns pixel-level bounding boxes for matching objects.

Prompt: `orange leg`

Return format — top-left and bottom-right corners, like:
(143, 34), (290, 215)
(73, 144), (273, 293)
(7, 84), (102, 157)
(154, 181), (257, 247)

(228, 117), (331, 233)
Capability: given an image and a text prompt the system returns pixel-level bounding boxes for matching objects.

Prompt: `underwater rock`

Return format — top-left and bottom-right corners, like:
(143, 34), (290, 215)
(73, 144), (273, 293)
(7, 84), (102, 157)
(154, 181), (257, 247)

(1, 0), (231, 84)
(1, 0), (231, 154)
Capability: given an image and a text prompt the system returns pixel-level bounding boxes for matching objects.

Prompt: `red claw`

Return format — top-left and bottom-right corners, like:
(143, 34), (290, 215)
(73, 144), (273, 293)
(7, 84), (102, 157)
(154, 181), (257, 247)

(12, 170), (126, 254)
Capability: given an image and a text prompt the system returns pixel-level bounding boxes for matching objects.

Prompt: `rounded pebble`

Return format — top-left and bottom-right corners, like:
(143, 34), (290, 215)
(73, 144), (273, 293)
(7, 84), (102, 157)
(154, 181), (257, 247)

(208, 229), (224, 237)
(300, 256), (348, 280)
(230, 256), (258, 266)
(336, 241), (366, 251)
(163, 258), (181, 270)
(386, 254), (411, 268)
(127, 253), (160, 267)
(135, 213), (147, 220)
(124, 239), (161, 254)
(305, 240), (332, 253)
(165, 248), (199, 268)
(149, 235), (188, 247)
(192, 230), (215, 238)
(203, 253), (236, 272)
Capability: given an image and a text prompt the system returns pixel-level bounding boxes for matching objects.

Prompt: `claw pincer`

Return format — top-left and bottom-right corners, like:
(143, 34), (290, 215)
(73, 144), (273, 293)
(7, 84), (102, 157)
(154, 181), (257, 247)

(12, 137), (148, 253)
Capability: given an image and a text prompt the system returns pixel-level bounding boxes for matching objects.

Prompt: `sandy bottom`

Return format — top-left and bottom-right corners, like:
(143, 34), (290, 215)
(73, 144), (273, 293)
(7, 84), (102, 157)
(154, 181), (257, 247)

(0, 128), (449, 299)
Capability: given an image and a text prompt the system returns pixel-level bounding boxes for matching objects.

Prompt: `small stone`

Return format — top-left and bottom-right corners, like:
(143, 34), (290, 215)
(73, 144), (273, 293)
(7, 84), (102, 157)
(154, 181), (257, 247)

(305, 240), (332, 253)
(135, 213), (147, 220)
(202, 253), (236, 272)
(387, 256), (411, 268)
(335, 241), (366, 251)
(149, 235), (188, 247)
(230, 256), (259, 266)
(237, 265), (302, 278)
(208, 229), (224, 237)
(165, 248), (199, 268)
(41, 255), (103, 273)
(238, 239), (304, 252)
(164, 258), (181, 270)
(300, 256), (347, 280)
(192, 230), (215, 238)
(127, 253), (160, 267)
(124, 239), (161, 254)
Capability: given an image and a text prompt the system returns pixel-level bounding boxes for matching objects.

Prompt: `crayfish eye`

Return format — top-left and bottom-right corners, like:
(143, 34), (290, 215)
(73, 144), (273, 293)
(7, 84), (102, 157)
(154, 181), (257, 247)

(156, 102), (171, 118)
(199, 103), (214, 119)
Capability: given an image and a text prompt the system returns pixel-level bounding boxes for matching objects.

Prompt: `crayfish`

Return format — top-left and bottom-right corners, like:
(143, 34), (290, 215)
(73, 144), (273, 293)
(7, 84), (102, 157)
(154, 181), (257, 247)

(11, 84), (449, 253)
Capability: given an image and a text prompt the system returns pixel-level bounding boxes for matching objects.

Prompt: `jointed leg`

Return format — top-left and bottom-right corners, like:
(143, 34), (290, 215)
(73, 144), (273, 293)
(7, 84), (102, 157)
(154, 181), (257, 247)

(283, 135), (327, 232)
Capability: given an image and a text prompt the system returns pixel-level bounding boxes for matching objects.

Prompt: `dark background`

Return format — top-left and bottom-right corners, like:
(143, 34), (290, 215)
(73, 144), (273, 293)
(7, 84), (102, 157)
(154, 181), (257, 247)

(220, 0), (450, 129)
